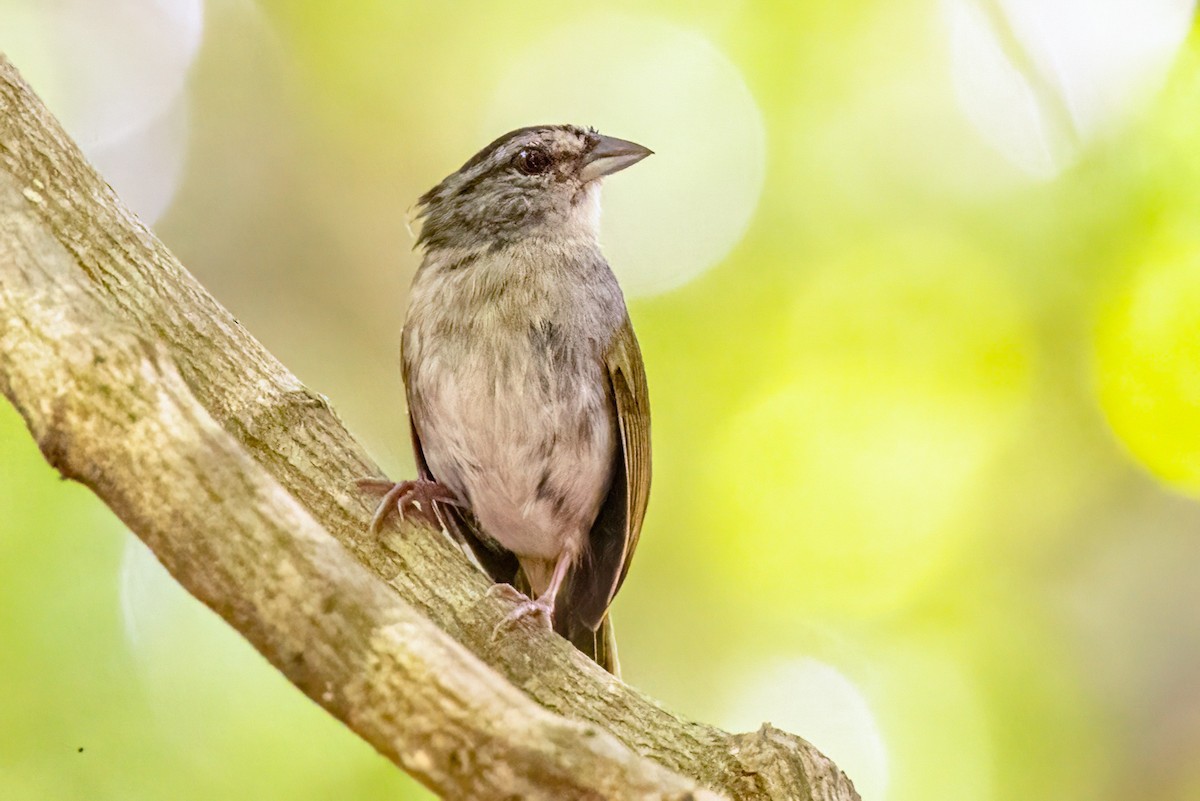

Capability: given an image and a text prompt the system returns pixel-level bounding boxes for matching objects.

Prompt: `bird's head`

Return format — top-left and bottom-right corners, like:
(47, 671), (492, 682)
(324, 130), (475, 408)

(415, 125), (652, 251)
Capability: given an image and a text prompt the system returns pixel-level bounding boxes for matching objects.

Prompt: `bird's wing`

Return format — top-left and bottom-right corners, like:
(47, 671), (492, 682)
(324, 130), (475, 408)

(407, 410), (520, 584)
(568, 315), (651, 630)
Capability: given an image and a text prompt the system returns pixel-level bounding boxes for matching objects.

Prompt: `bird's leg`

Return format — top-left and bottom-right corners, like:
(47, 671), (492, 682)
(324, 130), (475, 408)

(490, 550), (573, 639)
(355, 477), (461, 533)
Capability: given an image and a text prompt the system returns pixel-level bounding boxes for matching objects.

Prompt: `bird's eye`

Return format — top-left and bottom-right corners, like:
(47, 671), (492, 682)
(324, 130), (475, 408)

(514, 148), (553, 175)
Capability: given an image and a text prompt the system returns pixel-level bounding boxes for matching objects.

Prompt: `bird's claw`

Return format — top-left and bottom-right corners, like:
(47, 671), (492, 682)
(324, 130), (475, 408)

(485, 583), (526, 603)
(355, 477), (460, 533)
(489, 589), (555, 642)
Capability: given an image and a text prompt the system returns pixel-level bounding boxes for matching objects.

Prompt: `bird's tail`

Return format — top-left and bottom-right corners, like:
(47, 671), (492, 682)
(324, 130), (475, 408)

(565, 613), (620, 677)
(515, 566), (621, 676)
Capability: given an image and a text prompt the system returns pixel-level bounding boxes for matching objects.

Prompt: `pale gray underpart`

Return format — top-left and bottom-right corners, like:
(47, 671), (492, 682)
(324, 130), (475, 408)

(405, 232), (624, 590)
(0, 56), (860, 801)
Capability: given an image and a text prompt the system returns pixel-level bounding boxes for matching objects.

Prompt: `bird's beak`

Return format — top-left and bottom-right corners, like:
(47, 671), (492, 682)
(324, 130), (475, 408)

(578, 135), (653, 183)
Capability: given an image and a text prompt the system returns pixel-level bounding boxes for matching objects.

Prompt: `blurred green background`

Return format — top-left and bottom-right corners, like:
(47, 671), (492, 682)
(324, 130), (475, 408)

(3, 1), (1200, 799)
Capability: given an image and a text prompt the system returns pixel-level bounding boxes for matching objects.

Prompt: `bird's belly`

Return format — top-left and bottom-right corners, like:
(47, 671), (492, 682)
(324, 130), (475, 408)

(414, 360), (615, 561)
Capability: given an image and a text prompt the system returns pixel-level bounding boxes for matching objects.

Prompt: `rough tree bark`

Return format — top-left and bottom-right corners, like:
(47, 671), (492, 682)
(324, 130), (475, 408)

(0, 55), (860, 801)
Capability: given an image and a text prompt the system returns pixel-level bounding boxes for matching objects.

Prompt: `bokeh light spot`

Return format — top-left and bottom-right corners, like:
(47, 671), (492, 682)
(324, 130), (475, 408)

(1097, 244), (1200, 492)
(944, 0), (1194, 177)
(722, 658), (888, 800)
(484, 14), (766, 297)
(116, 533), (402, 795)
(89, 99), (190, 225)
(1, 0), (205, 222)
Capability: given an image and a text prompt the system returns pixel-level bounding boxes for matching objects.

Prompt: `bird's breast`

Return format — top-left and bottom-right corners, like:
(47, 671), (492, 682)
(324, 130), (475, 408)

(402, 246), (625, 560)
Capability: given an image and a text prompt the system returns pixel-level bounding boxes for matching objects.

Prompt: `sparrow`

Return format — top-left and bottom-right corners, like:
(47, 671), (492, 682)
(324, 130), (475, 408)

(360, 125), (652, 675)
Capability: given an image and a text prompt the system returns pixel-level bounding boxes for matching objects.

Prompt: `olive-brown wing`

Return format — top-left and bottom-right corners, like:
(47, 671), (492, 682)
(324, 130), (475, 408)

(567, 317), (651, 630)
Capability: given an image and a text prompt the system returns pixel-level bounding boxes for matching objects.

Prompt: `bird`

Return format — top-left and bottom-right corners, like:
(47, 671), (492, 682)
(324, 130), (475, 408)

(359, 124), (652, 675)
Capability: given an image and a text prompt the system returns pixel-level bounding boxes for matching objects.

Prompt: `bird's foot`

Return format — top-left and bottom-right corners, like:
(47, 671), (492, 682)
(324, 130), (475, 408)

(487, 584), (555, 641)
(355, 477), (460, 533)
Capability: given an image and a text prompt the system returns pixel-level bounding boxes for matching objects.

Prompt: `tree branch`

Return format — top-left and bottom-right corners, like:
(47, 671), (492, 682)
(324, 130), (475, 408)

(0, 55), (859, 801)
